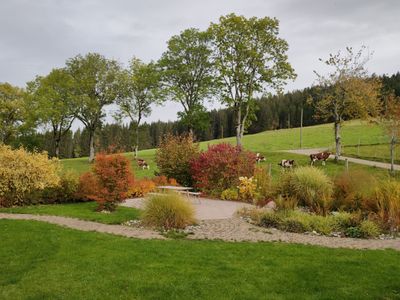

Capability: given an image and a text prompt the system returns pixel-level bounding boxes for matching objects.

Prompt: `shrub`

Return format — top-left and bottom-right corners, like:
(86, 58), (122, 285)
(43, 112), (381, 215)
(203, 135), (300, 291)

(0, 145), (60, 207)
(345, 226), (363, 238)
(237, 176), (258, 203)
(191, 143), (256, 195)
(76, 172), (99, 201)
(277, 167), (333, 215)
(369, 180), (400, 231)
(221, 188), (239, 201)
(128, 179), (156, 198)
(85, 153), (134, 211)
(280, 217), (310, 233)
(359, 220), (381, 238)
(155, 133), (200, 186)
(152, 175), (179, 187)
(259, 211), (283, 228)
(275, 195), (298, 211)
(333, 170), (377, 211)
(141, 193), (196, 229)
(37, 171), (80, 204)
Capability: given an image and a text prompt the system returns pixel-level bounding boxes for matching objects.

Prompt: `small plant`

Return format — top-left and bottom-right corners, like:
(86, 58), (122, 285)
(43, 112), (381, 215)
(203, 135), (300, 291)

(359, 220), (381, 238)
(142, 193), (196, 230)
(254, 166), (273, 199)
(345, 226), (363, 238)
(221, 188), (239, 201)
(259, 211), (283, 228)
(155, 133), (200, 186)
(275, 195), (298, 211)
(191, 143), (256, 195)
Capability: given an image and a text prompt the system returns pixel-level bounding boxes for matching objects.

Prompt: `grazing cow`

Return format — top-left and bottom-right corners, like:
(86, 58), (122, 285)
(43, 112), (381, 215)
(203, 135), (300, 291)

(137, 158), (150, 170)
(310, 151), (331, 166)
(255, 153), (266, 163)
(278, 159), (295, 168)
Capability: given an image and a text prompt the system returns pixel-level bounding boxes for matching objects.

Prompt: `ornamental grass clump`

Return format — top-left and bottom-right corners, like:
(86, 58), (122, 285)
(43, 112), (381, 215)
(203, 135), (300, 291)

(277, 167), (333, 215)
(142, 193), (196, 230)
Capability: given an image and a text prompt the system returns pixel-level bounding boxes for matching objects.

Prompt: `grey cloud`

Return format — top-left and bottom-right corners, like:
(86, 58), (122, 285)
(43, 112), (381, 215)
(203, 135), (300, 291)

(1, 0), (399, 125)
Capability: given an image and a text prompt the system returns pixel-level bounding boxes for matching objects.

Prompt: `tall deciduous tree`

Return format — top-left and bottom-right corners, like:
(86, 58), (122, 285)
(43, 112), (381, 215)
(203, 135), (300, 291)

(381, 93), (400, 174)
(66, 53), (123, 162)
(313, 46), (382, 161)
(27, 68), (76, 157)
(158, 28), (215, 133)
(0, 83), (25, 144)
(117, 57), (160, 158)
(208, 13), (296, 146)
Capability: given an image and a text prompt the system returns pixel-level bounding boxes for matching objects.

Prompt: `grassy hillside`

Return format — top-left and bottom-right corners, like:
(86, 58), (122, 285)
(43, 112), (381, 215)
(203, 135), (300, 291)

(62, 120), (394, 179)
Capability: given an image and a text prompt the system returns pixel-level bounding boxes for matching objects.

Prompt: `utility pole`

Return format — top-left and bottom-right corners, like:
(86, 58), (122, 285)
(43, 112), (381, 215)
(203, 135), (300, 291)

(300, 107), (303, 149)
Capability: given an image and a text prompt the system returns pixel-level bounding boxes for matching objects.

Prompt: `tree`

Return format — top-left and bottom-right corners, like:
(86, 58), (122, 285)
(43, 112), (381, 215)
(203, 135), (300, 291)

(381, 93), (400, 174)
(0, 83), (26, 144)
(117, 58), (160, 157)
(208, 13), (296, 146)
(158, 28), (215, 133)
(313, 46), (382, 161)
(66, 53), (123, 162)
(27, 68), (76, 157)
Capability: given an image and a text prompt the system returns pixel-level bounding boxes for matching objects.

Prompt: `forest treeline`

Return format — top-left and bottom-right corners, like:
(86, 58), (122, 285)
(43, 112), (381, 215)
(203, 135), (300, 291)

(10, 72), (400, 158)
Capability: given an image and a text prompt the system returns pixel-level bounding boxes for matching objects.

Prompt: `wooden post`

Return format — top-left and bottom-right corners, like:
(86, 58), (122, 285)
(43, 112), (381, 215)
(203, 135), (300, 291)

(357, 138), (360, 156)
(345, 159), (349, 172)
(300, 107), (303, 149)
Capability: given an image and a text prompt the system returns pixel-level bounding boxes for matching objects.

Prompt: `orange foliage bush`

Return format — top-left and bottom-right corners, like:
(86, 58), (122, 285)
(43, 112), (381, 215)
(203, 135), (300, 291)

(78, 153), (135, 211)
(128, 179), (156, 198)
(152, 175), (179, 187)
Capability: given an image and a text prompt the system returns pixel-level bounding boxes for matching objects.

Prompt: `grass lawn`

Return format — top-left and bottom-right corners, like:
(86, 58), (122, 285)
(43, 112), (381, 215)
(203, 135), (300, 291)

(343, 143), (400, 164)
(0, 220), (399, 299)
(0, 202), (140, 224)
(61, 120), (395, 179)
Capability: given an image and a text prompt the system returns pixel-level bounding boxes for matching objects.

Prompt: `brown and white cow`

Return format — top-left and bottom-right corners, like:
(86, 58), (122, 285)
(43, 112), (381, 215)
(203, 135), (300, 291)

(278, 159), (295, 168)
(137, 158), (150, 170)
(256, 153), (266, 163)
(310, 151), (331, 166)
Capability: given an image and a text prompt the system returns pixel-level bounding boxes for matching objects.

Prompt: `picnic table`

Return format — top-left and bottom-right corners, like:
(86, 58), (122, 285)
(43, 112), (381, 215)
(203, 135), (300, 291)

(155, 185), (201, 203)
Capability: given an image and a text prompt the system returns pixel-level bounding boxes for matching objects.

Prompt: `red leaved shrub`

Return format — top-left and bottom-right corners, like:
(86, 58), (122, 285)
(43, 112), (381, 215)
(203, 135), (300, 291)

(76, 172), (99, 201)
(78, 153), (135, 211)
(190, 143), (256, 195)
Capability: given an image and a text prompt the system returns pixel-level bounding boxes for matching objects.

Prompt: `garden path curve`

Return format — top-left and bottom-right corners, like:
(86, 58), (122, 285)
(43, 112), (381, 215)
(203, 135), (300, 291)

(1, 213), (399, 251)
(285, 148), (400, 170)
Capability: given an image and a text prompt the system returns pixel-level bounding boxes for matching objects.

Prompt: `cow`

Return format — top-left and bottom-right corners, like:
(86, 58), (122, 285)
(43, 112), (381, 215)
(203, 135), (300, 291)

(310, 151), (331, 166)
(278, 159), (295, 168)
(137, 158), (150, 170)
(255, 153), (266, 163)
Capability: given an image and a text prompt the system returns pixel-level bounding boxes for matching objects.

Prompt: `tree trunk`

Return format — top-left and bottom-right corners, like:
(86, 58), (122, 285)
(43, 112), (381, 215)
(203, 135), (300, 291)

(390, 135), (395, 175)
(236, 105), (242, 147)
(54, 139), (60, 158)
(334, 120), (341, 161)
(89, 131), (95, 163)
(134, 124), (139, 159)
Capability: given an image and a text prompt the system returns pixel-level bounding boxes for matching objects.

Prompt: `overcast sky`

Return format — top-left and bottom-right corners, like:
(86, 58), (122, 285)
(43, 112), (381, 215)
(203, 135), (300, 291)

(1, 0), (399, 126)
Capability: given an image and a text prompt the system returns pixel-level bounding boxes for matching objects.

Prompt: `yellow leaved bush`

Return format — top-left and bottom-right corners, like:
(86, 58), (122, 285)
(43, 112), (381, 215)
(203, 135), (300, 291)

(0, 145), (60, 206)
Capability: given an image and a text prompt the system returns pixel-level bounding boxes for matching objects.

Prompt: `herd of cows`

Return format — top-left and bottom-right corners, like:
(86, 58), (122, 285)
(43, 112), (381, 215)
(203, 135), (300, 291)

(135, 151), (332, 170)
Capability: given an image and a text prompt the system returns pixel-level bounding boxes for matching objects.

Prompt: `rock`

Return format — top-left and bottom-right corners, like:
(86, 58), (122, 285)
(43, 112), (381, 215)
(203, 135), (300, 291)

(265, 201), (276, 210)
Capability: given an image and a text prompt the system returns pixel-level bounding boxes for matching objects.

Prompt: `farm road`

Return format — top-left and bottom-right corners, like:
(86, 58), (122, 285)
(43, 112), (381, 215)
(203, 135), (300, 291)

(285, 148), (400, 171)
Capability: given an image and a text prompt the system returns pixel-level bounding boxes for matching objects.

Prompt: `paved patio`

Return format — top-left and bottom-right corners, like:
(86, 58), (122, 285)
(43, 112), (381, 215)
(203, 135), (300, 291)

(121, 197), (253, 220)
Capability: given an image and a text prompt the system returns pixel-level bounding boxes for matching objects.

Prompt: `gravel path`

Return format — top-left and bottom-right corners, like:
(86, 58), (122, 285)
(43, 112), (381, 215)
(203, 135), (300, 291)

(1, 213), (399, 250)
(0, 213), (164, 239)
(186, 218), (400, 250)
(285, 148), (400, 170)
